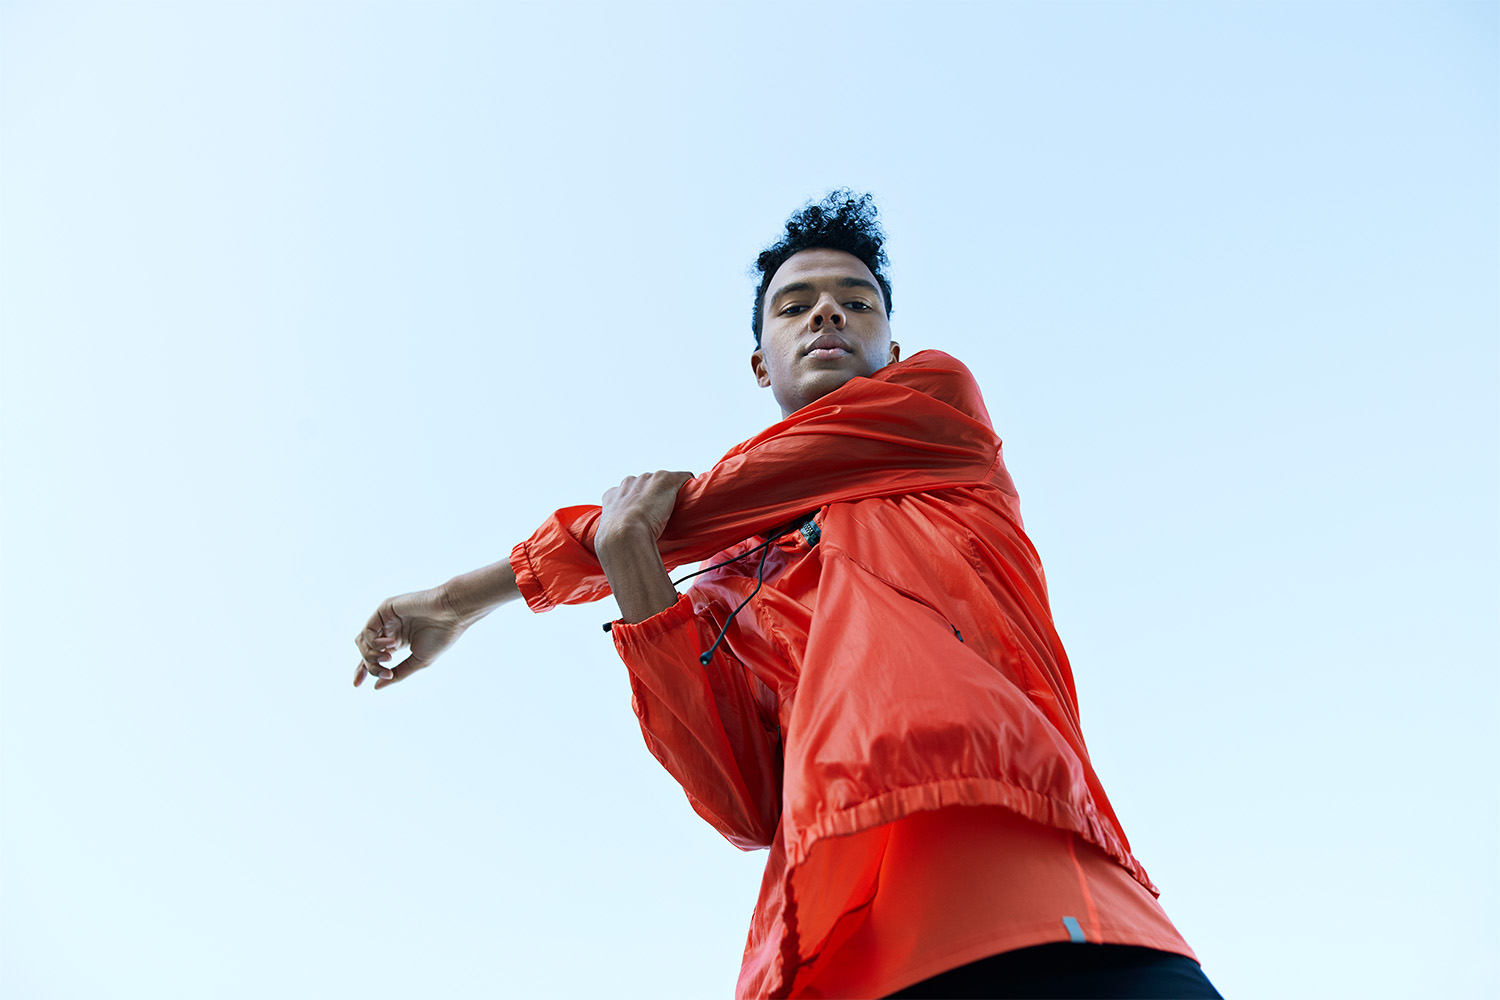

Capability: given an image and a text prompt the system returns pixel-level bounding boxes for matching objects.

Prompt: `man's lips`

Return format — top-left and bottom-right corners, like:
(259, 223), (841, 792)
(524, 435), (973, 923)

(804, 334), (852, 359)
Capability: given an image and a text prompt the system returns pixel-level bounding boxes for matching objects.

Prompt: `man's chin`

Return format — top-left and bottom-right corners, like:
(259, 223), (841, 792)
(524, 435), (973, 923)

(781, 369), (864, 414)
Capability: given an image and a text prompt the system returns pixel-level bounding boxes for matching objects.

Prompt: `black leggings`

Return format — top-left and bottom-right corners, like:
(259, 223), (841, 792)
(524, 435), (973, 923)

(886, 942), (1223, 999)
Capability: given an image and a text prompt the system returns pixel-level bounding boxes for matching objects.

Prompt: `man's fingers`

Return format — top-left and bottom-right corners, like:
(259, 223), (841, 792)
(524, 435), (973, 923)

(362, 606), (389, 637)
(354, 632), (396, 677)
(359, 626), (397, 649)
(639, 470), (695, 487)
(607, 471), (694, 497)
(372, 654), (428, 691)
(354, 659), (394, 684)
(356, 628), (399, 664)
(354, 599), (409, 690)
(646, 470), (696, 498)
(361, 602), (402, 642)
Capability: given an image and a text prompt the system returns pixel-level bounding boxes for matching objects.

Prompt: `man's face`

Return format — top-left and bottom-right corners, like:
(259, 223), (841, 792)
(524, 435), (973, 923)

(752, 248), (900, 418)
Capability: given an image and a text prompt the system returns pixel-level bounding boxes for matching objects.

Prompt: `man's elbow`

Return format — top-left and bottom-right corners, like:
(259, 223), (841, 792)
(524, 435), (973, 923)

(690, 794), (781, 851)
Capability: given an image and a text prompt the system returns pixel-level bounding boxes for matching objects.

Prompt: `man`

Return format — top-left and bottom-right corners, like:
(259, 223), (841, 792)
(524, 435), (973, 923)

(353, 192), (1220, 999)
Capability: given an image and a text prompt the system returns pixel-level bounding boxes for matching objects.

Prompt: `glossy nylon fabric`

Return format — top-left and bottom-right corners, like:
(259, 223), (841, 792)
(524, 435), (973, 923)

(510, 352), (1156, 999)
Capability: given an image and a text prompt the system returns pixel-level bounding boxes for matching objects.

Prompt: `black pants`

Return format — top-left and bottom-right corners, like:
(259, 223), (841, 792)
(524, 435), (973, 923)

(886, 943), (1223, 999)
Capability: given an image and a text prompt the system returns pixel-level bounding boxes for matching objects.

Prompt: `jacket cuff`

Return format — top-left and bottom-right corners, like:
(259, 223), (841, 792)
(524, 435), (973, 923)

(509, 539), (554, 613)
(610, 591), (694, 649)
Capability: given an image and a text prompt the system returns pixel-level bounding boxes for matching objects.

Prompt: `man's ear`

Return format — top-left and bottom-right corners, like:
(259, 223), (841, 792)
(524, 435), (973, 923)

(751, 348), (771, 388)
(888, 341), (901, 364)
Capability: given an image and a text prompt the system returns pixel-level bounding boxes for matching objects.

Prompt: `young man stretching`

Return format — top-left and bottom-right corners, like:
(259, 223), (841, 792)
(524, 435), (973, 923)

(353, 192), (1220, 999)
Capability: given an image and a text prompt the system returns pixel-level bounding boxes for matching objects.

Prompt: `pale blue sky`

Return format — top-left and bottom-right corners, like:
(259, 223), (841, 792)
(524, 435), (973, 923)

(2, 2), (1496, 997)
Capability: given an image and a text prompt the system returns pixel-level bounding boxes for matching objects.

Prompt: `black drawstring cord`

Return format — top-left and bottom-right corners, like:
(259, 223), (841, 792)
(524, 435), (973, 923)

(696, 512), (819, 664)
(603, 512), (819, 668)
(698, 540), (771, 665)
(601, 535), (777, 635)
(670, 535), (777, 588)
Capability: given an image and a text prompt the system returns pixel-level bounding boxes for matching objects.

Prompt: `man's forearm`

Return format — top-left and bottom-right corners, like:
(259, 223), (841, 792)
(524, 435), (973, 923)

(440, 557), (521, 623)
(596, 525), (678, 624)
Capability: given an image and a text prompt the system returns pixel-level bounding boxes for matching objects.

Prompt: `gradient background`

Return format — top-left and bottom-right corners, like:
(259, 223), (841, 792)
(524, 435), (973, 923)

(2, 2), (1496, 997)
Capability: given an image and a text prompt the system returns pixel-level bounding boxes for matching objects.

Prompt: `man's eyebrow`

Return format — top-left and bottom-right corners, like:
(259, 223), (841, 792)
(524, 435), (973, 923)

(769, 276), (881, 305)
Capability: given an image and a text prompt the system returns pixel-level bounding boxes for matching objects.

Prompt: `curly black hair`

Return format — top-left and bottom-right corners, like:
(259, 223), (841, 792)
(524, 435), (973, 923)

(751, 189), (893, 346)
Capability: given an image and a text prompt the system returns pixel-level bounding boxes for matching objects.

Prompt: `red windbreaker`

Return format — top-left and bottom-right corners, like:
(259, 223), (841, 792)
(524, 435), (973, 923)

(510, 351), (1155, 998)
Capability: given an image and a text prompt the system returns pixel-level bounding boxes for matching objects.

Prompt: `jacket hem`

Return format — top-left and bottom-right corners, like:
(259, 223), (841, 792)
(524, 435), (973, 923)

(740, 779), (1160, 1000)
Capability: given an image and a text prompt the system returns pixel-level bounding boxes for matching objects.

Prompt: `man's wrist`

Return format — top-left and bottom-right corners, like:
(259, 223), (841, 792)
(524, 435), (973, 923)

(596, 523), (677, 624)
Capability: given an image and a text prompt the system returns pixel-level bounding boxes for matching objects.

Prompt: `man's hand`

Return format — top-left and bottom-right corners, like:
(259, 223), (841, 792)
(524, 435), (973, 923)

(353, 558), (519, 690)
(596, 470), (697, 552)
(596, 470), (695, 624)
(353, 588), (472, 689)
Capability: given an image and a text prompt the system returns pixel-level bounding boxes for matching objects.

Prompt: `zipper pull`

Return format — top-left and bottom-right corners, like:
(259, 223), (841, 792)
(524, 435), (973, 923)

(799, 519), (821, 547)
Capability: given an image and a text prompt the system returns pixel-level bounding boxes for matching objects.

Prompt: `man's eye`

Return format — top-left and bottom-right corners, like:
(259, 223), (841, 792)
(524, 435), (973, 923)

(781, 305), (808, 315)
(846, 301), (872, 311)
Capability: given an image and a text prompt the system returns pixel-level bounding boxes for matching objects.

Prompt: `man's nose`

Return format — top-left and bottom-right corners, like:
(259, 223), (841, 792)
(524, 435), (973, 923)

(810, 295), (844, 329)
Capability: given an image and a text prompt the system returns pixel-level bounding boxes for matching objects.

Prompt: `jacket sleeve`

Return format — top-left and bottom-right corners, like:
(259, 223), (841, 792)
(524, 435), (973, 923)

(609, 592), (783, 850)
(510, 351), (1000, 610)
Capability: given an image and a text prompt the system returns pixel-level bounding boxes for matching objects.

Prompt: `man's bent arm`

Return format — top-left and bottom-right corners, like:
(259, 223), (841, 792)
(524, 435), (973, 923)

(513, 353), (1001, 612)
(595, 470), (694, 624)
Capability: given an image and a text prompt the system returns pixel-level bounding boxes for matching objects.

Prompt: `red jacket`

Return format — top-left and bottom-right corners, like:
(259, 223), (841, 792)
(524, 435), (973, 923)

(510, 351), (1154, 998)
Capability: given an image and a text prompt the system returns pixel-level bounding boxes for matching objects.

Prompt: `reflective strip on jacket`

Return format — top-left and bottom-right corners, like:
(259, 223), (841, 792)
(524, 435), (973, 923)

(510, 350), (1155, 999)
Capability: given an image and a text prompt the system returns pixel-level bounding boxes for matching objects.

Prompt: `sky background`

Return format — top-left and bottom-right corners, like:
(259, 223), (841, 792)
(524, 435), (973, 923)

(2, 1), (1496, 997)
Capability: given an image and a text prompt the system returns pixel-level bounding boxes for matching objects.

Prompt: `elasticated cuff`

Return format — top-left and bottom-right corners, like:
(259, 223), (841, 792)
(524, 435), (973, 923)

(608, 591), (694, 650)
(509, 539), (554, 613)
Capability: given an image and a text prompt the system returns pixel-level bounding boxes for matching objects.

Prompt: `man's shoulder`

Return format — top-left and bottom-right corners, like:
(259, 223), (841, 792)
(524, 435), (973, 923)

(873, 350), (993, 429)
(712, 349), (996, 467)
(876, 348), (973, 379)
